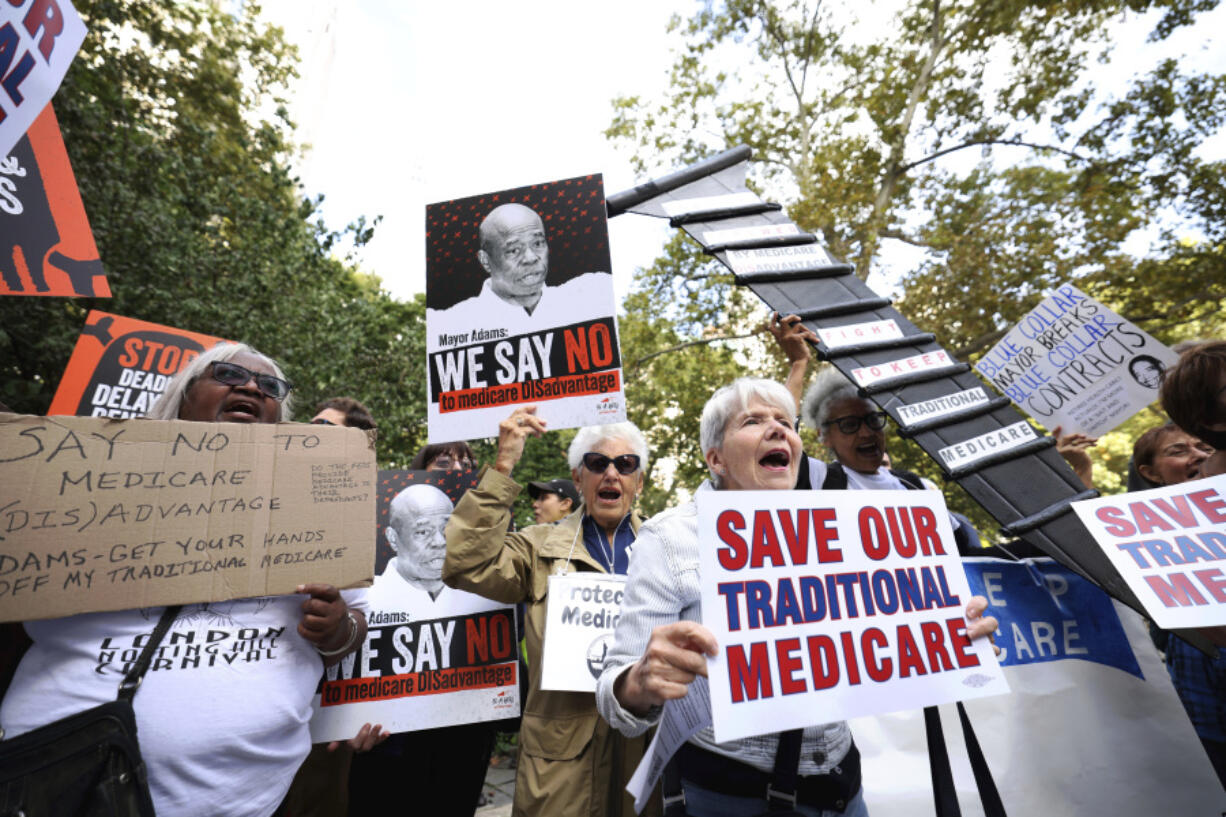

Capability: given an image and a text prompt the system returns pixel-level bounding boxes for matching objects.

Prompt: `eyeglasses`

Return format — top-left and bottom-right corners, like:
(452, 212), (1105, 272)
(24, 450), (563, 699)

(429, 454), (475, 471)
(823, 411), (888, 435)
(209, 361), (293, 401)
(311, 418), (336, 425)
(582, 453), (641, 475)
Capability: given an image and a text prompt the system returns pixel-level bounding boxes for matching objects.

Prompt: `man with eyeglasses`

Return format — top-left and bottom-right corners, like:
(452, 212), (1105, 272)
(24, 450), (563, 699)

(426, 202), (614, 337)
(443, 406), (659, 817)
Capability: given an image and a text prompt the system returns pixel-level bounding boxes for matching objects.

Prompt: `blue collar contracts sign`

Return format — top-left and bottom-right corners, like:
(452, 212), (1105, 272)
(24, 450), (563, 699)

(961, 557), (1141, 679)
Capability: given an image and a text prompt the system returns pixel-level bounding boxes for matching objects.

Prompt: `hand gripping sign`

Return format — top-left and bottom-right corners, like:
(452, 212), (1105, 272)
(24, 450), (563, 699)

(1072, 474), (1226, 629)
(541, 573), (626, 692)
(698, 489), (1006, 744)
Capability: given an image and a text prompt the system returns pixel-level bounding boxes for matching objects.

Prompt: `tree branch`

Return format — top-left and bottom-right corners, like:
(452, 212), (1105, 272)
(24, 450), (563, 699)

(629, 332), (758, 371)
(898, 138), (1090, 174)
(880, 228), (932, 248)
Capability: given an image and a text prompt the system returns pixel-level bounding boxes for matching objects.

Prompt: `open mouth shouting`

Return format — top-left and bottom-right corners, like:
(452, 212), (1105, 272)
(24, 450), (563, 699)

(220, 396), (264, 423)
(759, 448), (792, 471)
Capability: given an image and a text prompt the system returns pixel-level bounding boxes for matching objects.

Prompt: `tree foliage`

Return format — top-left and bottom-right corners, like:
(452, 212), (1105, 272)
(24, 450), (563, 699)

(608, 0), (1226, 529)
(0, 0), (431, 468)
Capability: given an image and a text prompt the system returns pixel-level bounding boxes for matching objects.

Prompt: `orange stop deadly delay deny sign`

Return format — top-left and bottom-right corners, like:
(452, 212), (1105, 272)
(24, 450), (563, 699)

(0, 103), (109, 298)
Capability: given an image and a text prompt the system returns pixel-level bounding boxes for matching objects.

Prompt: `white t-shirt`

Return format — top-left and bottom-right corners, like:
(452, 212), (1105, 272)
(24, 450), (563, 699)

(804, 457), (965, 533)
(1, 590), (368, 817)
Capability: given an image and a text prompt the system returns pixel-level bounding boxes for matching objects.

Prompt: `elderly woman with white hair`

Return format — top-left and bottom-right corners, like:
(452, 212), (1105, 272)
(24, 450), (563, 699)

(799, 366), (980, 552)
(596, 377), (996, 817)
(0, 342), (372, 817)
(443, 405), (655, 817)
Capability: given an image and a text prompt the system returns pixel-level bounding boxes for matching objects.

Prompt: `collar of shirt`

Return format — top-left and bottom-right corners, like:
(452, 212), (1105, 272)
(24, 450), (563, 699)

(581, 513), (636, 574)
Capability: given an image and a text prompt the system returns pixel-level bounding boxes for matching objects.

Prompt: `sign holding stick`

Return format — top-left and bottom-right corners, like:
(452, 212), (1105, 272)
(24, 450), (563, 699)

(0, 2), (86, 158)
(975, 284), (1176, 436)
(1072, 474), (1226, 629)
(48, 310), (227, 417)
(0, 414), (376, 621)
(698, 489), (1006, 744)
(424, 175), (625, 442)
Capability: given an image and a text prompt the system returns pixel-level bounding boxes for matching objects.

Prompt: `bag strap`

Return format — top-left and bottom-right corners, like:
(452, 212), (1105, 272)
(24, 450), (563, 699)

(925, 704), (1006, 817)
(118, 605), (182, 702)
(661, 728), (806, 815)
(766, 728), (803, 810)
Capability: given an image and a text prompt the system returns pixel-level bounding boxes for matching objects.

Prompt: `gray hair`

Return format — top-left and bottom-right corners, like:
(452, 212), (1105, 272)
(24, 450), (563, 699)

(700, 377), (796, 487)
(801, 365), (860, 442)
(567, 422), (649, 472)
(146, 342), (294, 422)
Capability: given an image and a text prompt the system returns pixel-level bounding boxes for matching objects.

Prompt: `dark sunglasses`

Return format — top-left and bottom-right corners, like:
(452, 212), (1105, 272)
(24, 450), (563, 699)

(823, 410), (888, 435)
(310, 418), (336, 425)
(209, 361), (293, 401)
(582, 452), (641, 475)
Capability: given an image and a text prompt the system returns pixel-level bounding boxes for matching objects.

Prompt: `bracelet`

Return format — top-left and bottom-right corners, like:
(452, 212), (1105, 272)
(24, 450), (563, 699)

(315, 611), (359, 658)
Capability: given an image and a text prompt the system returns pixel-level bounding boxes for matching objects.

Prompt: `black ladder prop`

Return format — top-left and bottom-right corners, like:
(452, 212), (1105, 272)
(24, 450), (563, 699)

(606, 145), (1212, 653)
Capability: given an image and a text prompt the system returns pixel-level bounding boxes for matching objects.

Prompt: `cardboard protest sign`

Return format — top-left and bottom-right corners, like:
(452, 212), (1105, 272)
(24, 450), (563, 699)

(697, 490), (1006, 743)
(0, 2), (86, 159)
(854, 559), (1225, 816)
(0, 414), (376, 621)
(1, 103), (108, 297)
(48, 311), (227, 418)
(540, 573), (625, 692)
(975, 284), (1177, 436)
(424, 174), (625, 443)
(1071, 474), (1226, 629)
(309, 470), (519, 741)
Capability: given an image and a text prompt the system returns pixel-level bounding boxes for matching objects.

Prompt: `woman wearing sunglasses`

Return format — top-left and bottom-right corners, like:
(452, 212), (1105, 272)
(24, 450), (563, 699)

(1, 343), (370, 817)
(443, 406), (655, 817)
(597, 378), (996, 816)
(799, 366), (980, 553)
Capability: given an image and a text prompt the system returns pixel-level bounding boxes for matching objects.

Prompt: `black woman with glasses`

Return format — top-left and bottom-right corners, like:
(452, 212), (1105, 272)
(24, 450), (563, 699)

(1, 342), (371, 817)
(799, 365), (981, 552)
(443, 406), (658, 817)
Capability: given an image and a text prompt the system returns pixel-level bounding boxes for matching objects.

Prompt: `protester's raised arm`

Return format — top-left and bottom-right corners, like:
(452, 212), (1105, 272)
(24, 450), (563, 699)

(493, 405), (547, 476)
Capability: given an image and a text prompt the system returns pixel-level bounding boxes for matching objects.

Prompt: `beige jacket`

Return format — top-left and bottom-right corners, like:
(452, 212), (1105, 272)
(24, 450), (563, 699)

(443, 467), (657, 817)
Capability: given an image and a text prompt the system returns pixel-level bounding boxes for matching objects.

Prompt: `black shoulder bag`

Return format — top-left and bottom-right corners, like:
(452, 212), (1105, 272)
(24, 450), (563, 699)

(0, 605), (181, 817)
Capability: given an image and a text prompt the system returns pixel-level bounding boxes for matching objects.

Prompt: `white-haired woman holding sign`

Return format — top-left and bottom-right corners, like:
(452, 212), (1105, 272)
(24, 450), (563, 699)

(596, 377), (997, 816)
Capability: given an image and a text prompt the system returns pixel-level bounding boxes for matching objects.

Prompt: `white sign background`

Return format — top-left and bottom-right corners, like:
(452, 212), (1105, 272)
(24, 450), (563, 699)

(697, 490), (1006, 744)
(855, 562), (1225, 816)
(0, 1), (86, 157)
(974, 284), (1177, 436)
(308, 585), (520, 742)
(1072, 474), (1226, 629)
(541, 573), (626, 692)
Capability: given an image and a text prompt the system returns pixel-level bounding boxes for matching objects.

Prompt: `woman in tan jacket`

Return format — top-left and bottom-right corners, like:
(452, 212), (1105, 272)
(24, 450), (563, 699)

(444, 406), (658, 817)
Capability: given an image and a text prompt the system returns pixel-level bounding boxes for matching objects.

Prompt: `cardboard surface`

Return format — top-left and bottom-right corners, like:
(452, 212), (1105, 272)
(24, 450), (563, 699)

(697, 489), (1006, 743)
(47, 310), (227, 418)
(0, 413), (376, 621)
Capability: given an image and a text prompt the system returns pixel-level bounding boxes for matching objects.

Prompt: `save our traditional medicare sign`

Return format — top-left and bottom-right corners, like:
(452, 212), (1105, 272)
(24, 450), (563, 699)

(698, 490), (1007, 744)
(1072, 473), (1226, 629)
